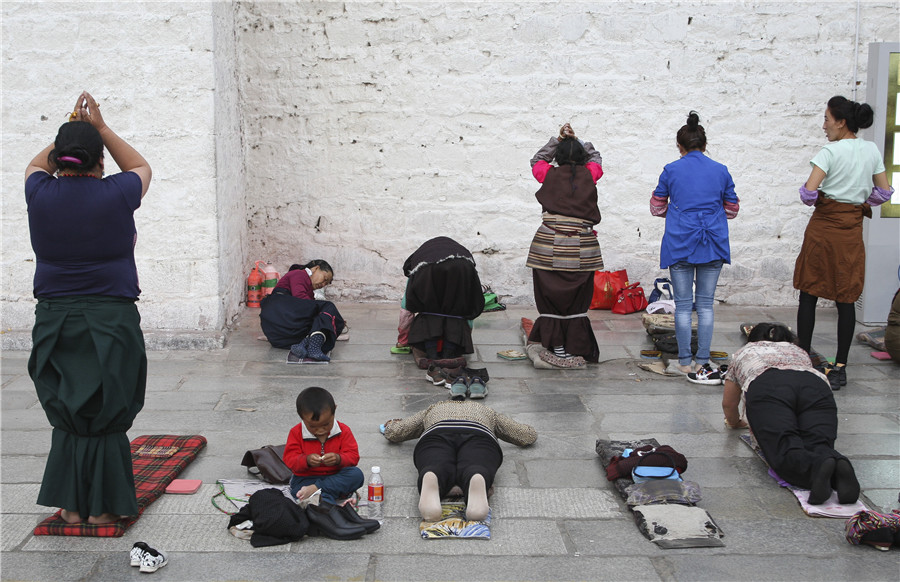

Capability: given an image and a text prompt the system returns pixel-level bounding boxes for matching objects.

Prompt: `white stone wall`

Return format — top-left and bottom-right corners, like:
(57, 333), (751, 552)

(2, 2), (898, 342)
(1, 2), (230, 342)
(236, 1), (898, 306)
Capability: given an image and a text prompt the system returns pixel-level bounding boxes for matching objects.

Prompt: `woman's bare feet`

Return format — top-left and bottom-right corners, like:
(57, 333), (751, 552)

(418, 471), (442, 521)
(60, 509), (82, 524)
(87, 513), (120, 525)
(465, 474), (489, 521)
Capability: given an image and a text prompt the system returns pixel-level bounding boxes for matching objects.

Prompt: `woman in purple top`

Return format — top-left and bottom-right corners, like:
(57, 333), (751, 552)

(25, 91), (152, 525)
(259, 260), (344, 361)
(651, 111), (739, 384)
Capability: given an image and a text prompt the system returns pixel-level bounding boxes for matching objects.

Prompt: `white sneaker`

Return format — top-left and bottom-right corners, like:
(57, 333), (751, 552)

(129, 541), (149, 567)
(139, 547), (168, 573)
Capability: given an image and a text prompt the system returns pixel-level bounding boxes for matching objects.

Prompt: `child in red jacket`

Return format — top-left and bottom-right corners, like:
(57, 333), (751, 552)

(283, 387), (364, 505)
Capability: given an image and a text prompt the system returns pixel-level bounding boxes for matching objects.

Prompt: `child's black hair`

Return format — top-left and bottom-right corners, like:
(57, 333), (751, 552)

(296, 386), (336, 420)
(747, 323), (795, 344)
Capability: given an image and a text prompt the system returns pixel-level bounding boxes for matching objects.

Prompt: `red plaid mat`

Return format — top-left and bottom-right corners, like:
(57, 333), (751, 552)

(33, 434), (206, 537)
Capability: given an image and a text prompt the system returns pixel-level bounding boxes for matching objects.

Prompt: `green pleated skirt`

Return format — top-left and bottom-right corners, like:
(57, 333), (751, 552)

(28, 296), (147, 518)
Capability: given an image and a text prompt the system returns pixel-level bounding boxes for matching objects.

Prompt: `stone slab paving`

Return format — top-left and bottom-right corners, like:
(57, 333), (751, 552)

(2, 304), (898, 581)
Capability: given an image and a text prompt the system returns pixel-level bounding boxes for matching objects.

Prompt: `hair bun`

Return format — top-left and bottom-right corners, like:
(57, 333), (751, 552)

(686, 111), (700, 128)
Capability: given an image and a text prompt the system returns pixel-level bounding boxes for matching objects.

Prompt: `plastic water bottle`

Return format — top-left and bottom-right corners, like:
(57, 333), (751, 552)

(367, 466), (384, 522)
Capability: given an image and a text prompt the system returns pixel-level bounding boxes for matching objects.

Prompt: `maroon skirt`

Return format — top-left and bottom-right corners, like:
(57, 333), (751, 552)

(528, 269), (599, 362)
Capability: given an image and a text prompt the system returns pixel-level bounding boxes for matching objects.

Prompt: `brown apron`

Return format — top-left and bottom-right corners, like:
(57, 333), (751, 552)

(793, 196), (871, 303)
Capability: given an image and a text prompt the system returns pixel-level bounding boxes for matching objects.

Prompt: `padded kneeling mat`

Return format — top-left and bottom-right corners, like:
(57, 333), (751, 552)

(596, 438), (725, 548)
(34, 434), (207, 537)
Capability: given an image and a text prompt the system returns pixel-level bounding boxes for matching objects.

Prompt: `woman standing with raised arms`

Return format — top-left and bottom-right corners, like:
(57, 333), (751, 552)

(526, 123), (604, 368)
(793, 96), (893, 390)
(25, 91), (152, 524)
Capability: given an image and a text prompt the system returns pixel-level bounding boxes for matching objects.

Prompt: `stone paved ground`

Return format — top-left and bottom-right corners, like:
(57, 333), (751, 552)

(2, 304), (898, 581)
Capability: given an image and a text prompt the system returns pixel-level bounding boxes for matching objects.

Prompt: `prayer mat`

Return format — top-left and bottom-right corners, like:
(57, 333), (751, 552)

(596, 438), (725, 548)
(419, 502), (491, 540)
(739, 434), (867, 518)
(33, 434), (206, 537)
(856, 327), (886, 351)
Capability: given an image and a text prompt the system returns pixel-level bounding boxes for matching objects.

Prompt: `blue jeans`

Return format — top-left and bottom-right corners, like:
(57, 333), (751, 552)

(669, 260), (723, 366)
(289, 466), (364, 505)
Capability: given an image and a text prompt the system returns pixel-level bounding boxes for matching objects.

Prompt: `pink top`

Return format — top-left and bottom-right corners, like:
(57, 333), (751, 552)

(532, 160), (603, 184)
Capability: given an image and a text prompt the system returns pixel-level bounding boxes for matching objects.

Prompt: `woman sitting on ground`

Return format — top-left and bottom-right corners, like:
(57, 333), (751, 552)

(259, 260), (344, 361)
(383, 400), (537, 521)
(722, 323), (860, 505)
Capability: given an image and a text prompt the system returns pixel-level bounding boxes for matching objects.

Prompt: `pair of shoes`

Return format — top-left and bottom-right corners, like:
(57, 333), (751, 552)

(464, 367), (490, 383)
(833, 458), (860, 504)
(468, 376), (488, 399)
(306, 501), (367, 540)
(687, 363), (724, 385)
(138, 545), (168, 573)
(823, 363), (847, 391)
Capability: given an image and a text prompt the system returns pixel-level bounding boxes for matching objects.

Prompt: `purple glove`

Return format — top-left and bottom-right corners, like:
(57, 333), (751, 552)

(866, 185), (894, 206)
(799, 185), (819, 206)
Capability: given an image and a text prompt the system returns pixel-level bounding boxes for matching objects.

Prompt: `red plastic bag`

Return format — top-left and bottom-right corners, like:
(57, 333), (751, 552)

(590, 270), (629, 310)
(612, 282), (649, 314)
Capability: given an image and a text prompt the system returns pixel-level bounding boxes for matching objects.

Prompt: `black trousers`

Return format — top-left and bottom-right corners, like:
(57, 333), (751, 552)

(745, 368), (846, 489)
(259, 291), (344, 350)
(413, 428), (503, 502)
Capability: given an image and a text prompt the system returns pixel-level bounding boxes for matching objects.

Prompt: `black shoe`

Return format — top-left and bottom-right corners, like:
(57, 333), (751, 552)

(808, 457), (836, 505)
(337, 503), (380, 533)
(833, 458), (860, 504)
(824, 363), (847, 391)
(464, 367), (489, 383)
(305, 504), (366, 540)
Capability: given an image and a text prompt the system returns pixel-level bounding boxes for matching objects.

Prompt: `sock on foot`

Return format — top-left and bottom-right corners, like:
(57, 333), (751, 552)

(808, 457), (836, 505)
(833, 458), (860, 505)
(306, 332), (330, 361)
(553, 346), (572, 358)
(465, 474), (490, 521)
(418, 472), (442, 521)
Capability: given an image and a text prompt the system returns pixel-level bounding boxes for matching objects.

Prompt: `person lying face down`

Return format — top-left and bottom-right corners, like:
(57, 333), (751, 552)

(382, 400), (537, 521)
(722, 323), (860, 505)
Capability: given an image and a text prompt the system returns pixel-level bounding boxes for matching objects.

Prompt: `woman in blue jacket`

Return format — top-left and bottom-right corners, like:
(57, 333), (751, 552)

(651, 112), (739, 384)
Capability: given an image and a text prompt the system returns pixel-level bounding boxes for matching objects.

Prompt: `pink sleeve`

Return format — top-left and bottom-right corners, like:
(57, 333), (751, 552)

(650, 194), (668, 217)
(532, 160), (550, 183)
(586, 162), (603, 183)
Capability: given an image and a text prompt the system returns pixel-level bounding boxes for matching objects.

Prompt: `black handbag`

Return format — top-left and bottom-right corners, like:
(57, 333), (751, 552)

(241, 444), (292, 484)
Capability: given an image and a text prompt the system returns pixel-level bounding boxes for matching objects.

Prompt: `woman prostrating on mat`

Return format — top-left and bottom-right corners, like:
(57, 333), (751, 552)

(259, 260), (345, 361)
(382, 401), (537, 521)
(26, 91), (152, 524)
(526, 123), (604, 368)
(722, 323), (860, 505)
